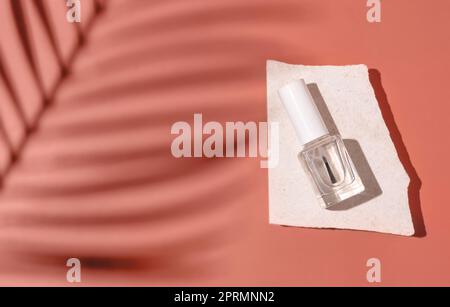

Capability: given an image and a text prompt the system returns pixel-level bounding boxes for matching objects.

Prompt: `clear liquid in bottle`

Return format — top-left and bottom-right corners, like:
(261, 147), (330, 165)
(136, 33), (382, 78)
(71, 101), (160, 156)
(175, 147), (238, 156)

(300, 134), (364, 208)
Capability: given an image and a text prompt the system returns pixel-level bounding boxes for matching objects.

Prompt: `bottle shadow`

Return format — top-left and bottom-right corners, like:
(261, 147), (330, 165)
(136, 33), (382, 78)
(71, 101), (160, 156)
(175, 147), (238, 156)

(306, 74), (425, 237)
(306, 83), (382, 211)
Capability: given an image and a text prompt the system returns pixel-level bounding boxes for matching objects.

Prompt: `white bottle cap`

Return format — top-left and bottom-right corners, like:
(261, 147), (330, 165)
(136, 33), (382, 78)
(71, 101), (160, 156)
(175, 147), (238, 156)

(277, 79), (329, 145)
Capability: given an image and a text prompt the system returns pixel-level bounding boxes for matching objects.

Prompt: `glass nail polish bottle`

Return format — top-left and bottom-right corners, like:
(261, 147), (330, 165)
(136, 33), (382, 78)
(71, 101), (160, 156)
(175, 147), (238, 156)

(278, 79), (364, 208)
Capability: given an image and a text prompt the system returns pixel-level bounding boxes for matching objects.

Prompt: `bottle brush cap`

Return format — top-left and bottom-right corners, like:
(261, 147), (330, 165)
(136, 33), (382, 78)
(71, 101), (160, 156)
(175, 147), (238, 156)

(278, 79), (329, 145)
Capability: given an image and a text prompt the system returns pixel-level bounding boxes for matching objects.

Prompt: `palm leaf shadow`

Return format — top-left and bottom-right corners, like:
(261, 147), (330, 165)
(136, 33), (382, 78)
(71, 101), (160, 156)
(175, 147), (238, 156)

(0, 0), (306, 284)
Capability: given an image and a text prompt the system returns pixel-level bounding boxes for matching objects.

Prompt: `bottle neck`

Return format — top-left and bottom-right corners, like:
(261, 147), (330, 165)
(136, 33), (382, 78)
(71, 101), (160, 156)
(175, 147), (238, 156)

(301, 133), (334, 150)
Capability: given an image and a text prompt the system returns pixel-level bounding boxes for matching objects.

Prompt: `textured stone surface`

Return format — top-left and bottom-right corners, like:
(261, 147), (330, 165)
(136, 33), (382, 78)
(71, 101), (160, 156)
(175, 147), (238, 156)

(267, 60), (414, 236)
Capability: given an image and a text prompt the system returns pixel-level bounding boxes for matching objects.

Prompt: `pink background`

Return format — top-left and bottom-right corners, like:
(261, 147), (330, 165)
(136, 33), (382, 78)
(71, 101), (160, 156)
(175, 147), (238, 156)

(0, 0), (449, 286)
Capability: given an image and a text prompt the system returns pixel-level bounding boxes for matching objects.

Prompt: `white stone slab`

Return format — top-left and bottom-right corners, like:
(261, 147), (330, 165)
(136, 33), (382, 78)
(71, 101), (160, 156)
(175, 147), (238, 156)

(267, 60), (414, 236)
